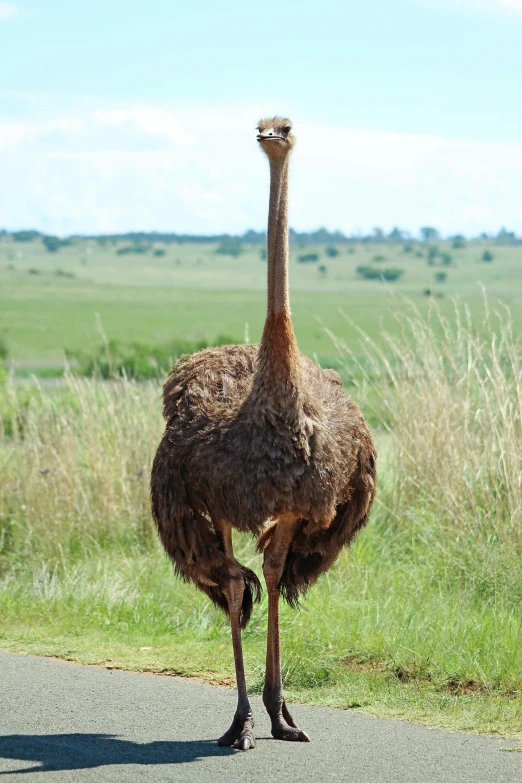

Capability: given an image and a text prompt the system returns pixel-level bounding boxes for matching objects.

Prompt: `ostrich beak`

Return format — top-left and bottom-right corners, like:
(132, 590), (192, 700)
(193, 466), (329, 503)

(257, 129), (287, 143)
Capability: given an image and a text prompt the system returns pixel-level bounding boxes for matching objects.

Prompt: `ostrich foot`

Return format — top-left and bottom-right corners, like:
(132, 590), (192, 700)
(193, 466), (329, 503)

(217, 712), (256, 750)
(266, 699), (311, 742)
(271, 721), (310, 742)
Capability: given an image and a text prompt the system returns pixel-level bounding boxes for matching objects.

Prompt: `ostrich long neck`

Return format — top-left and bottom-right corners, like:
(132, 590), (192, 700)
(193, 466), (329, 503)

(254, 153), (302, 411)
(266, 156), (290, 315)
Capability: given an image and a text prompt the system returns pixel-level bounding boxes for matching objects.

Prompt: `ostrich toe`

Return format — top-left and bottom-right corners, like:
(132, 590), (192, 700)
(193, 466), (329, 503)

(217, 713), (256, 750)
(271, 723), (311, 742)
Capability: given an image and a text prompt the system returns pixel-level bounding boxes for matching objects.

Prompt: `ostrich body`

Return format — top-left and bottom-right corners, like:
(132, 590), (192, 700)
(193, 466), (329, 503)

(151, 117), (376, 750)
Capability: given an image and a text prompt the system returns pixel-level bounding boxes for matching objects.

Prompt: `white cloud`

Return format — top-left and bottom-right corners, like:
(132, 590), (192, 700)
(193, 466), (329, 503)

(498, 0), (522, 9)
(92, 108), (195, 147)
(48, 117), (85, 133)
(415, 0), (522, 13)
(2, 104), (522, 236)
(0, 2), (19, 19)
(0, 123), (37, 148)
(292, 123), (522, 236)
(473, 0), (522, 10)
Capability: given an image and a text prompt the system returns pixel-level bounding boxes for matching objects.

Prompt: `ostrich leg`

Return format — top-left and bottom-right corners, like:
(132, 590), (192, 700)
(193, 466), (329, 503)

(216, 523), (256, 751)
(262, 520), (311, 742)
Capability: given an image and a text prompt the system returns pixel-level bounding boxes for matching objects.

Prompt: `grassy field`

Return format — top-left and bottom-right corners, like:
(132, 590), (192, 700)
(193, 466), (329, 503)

(2, 235), (522, 373)
(1, 294), (521, 739)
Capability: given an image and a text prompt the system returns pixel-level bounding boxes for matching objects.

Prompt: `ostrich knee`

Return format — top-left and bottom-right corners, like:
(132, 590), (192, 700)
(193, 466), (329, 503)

(262, 518), (298, 592)
(225, 572), (245, 621)
(262, 556), (283, 595)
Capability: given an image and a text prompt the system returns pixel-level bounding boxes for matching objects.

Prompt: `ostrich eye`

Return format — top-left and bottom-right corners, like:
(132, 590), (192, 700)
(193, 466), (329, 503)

(283, 126), (291, 133)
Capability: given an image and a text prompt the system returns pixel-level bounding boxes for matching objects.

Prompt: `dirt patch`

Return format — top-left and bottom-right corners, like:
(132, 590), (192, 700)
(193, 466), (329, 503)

(342, 654), (519, 698)
(442, 678), (518, 698)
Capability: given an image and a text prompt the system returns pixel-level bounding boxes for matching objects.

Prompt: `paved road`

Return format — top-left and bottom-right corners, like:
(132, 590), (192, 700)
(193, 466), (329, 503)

(0, 651), (521, 782)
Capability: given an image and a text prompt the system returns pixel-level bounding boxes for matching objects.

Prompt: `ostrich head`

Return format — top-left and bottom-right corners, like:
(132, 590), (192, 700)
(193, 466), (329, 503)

(257, 117), (295, 160)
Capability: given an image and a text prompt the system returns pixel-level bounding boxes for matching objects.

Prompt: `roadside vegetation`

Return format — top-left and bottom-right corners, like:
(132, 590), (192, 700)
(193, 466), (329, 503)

(1, 299), (521, 739)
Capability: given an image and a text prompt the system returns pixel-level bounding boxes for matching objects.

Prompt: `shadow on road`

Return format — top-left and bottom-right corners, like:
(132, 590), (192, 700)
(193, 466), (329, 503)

(0, 733), (235, 774)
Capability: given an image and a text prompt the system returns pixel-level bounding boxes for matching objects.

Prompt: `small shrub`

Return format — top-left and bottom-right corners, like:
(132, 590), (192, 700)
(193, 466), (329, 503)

(382, 267), (404, 282)
(42, 235), (71, 253)
(259, 248), (267, 261)
(153, 249), (166, 257)
(415, 250), (423, 258)
(318, 264), (328, 275)
(482, 250), (494, 263)
(28, 268), (40, 275)
(420, 226), (440, 242)
(116, 243), (149, 256)
(325, 246), (339, 257)
(347, 247), (356, 254)
(12, 230), (40, 242)
(372, 254), (386, 263)
(452, 236), (466, 249)
(441, 253), (452, 266)
(356, 266), (403, 282)
(43, 236), (60, 253)
(357, 265), (380, 280)
(133, 243), (148, 254)
(297, 253), (319, 264)
(403, 244), (414, 253)
(7, 264), (15, 271)
(216, 237), (243, 257)
(55, 269), (76, 279)
(435, 271), (447, 283)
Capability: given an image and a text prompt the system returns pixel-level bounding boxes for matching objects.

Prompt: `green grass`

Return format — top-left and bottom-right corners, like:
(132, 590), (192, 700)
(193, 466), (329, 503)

(1, 545), (521, 739)
(2, 237), (522, 374)
(2, 277), (397, 366)
(1, 301), (521, 739)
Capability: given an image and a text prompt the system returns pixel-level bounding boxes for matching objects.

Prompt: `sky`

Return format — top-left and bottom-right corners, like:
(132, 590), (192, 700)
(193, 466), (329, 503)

(1, 0), (522, 236)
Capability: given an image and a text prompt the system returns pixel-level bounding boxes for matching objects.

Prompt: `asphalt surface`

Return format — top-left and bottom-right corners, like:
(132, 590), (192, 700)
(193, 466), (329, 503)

(0, 651), (521, 782)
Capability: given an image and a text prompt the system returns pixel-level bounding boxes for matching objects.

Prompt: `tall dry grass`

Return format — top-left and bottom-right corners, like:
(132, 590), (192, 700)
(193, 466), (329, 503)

(0, 375), (163, 562)
(331, 295), (522, 580)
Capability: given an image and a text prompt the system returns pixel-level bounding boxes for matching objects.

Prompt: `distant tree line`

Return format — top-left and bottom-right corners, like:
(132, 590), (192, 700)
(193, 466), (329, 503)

(1, 226), (522, 246)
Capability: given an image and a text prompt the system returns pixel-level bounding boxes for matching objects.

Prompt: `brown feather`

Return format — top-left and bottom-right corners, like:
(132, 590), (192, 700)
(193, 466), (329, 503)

(150, 311), (376, 618)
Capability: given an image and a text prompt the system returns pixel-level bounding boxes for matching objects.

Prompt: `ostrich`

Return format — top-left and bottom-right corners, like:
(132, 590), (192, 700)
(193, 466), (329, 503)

(151, 117), (376, 751)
